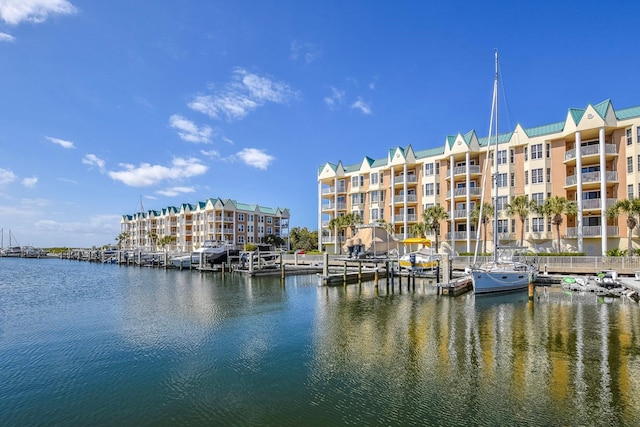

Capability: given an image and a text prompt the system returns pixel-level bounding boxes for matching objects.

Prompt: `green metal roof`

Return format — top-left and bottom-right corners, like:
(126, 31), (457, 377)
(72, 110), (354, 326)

(523, 121), (564, 137)
(617, 105), (640, 120)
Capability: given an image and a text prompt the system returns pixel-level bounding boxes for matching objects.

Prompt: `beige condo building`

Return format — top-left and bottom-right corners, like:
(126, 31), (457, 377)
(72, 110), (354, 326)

(120, 198), (290, 252)
(318, 99), (640, 256)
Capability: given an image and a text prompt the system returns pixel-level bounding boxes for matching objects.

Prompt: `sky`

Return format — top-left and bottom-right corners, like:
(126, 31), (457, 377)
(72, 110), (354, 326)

(1, 0), (639, 248)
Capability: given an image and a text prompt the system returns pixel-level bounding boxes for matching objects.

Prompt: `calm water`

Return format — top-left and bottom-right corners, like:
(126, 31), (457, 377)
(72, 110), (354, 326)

(1, 258), (639, 426)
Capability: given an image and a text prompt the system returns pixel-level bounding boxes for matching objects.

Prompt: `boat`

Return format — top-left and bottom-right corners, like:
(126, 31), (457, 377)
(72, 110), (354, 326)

(2, 246), (22, 257)
(470, 51), (538, 294)
(399, 238), (440, 271)
(239, 251), (279, 269)
(170, 240), (236, 268)
(343, 224), (399, 259)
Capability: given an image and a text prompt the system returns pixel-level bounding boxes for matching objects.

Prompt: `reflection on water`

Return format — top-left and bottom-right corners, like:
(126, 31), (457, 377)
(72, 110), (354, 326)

(0, 258), (639, 426)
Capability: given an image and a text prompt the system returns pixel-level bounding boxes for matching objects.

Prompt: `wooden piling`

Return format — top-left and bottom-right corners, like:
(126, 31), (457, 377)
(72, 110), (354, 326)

(528, 273), (534, 301)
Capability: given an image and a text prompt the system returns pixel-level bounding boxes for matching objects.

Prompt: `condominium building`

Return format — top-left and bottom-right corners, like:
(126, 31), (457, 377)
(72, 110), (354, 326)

(318, 99), (640, 256)
(120, 197), (290, 252)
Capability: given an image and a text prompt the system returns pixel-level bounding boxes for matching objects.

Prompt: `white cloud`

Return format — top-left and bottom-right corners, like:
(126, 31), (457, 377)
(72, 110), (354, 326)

(290, 40), (321, 65)
(351, 97), (372, 115)
(0, 32), (14, 42)
(0, 168), (17, 185)
(82, 154), (106, 172)
(324, 86), (345, 108)
(58, 177), (77, 184)
(46, 136), (75, 149)
(155, 186), (196, 197)
(169, 114), (213, 143)
(108, 157), (208, 187)
(0, 0), (77, 25)
(22, 176), (38, 188)
(236, 148), (274, 170)
(188, 68), (297, 122)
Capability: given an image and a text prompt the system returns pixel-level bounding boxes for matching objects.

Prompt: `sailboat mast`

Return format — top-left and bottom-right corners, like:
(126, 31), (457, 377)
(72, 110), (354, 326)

(492, 50), (499, 263)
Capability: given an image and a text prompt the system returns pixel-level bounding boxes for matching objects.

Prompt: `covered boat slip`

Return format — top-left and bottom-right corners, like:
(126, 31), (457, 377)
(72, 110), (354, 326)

(342, 224), (400, 258)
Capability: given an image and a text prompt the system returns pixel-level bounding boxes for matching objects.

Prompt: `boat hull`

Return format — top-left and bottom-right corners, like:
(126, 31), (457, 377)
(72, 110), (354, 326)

(472, 269), (535, 294)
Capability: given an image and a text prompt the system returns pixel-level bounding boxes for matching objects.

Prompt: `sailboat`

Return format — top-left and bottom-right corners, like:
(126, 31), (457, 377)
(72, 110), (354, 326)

(470, 51), (538, 294)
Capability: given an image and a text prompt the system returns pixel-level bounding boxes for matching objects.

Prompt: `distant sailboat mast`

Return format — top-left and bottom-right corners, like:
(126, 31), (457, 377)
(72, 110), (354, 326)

(492, 49), (500, 264)
(472, 50), (500, 266)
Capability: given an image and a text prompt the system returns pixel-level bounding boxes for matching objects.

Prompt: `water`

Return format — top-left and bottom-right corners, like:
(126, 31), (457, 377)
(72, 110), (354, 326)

(1, 258), (639, 426)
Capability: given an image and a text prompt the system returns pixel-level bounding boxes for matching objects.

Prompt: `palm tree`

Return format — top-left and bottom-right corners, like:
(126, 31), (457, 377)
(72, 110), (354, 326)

(422, 205), (448, 253)
(343, 212), (363, 237)
(328, 215), (346, 254)
(148, 231), (158, 251)
(505, 195), (537, 246)
(409, 222), (426, 238)
(535, 196), (577, 253)
(471, 203), (494, 254)
(158, 235), (176, 252)
(116, 232), (129, 250)
(607, 198), (640, 256)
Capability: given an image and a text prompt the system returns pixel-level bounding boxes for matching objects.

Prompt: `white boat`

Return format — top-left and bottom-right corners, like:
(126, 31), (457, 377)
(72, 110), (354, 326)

(239, 251), (279, 269)
(2, 246), (22, 257)
(170, 240), (235, 268)
(399, 238), (440, 270)
(470, 51), (538, 295)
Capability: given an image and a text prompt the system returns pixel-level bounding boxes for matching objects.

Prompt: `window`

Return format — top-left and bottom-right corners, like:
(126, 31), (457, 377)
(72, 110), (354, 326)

(531, 144), (543, 159)
(351, 176), (360, 188)
(425, 183), (434, 196)
(546, 168), (551, 183)
(496, 173), (508, 187)
(628, 157), (633, 173)
(638, 155), (640, 172)
(497, 150), (507, 165)
(267, 217), (272, 224)
(371, 172), (379, 185)
(637, 126), (640, 144)
(424, 163), (434, 176)
(532, 193), (544, 206)
(510, 173), (515, 187)
(532, 217), (545, 232)
(628, 185), (634, 200)
(436, 183), (440, 195)
(497, 219), (509, 233)
(258, 226), (264, 234)
(267, 227), (272, 234)
(259, 216), (264, 223)
(532, 168), (543, 184)
(238, 224), (245, 232)
(435, 163), (440, 175)
(238, 236), (245, 244)
(627, 128), (633, 145)
(496, 196), (508, 210)
(248, 225), (254, 233)
(510, 149), (515, 164)
(546, 143), (550, 158)
(238, 213), (244, 221)
(525, 171), (529, 185)
(351, 193), (365, 205)
(249, 214), (254, 222)
(371, 191), (379, 203)
(524, 147), (528, 161)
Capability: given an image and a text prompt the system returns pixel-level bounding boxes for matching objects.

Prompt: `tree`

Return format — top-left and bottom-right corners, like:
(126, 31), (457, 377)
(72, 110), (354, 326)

(422, 205), (448, 253)
(409, 222), (426, 238)
(116, 232), (129, 250)
(607, 198), (640, 256)
(158, 235), (176, 252)
(505, 195), (537, 246)
(328, 216), (346, 254)
(535, 196), (577, 253)
(342, 212), (363, 236)
(289, 227), (317, 252)
(264, 234), (286, 249)
(471, 203), (494, 254)
(148, 231), (158, 251)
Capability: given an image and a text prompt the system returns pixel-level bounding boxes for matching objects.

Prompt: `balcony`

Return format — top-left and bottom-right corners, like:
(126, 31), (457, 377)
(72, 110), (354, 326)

(322, 202), (347, 211)
(453, 209), (468, 219)
(393, 214), (418, 222)
(564, 143), (617, 163)
(445, 231), (476, 240)
(527, 231), (553, 240)
(565, 226), (619, 238)
(565, 171), (618, 187)
(446, 187), (482, 199)
(393, 174), (418, 186)
(581, 198), (617, 211)
(393, 194), (418, 204)
(448, 164), (482, 178)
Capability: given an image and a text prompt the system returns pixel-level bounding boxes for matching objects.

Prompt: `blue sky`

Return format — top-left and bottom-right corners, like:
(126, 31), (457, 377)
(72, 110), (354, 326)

(1, 0), (639, 248)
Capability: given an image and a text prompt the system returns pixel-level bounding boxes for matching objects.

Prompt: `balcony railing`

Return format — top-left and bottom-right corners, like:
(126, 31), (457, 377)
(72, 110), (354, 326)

(393, 194), (418, 203)
(564, 143), (617, 161)
(581, 198), (617, 210)
(452, 165), (481, 176)
(393, 175), (418, 185)
(446, 187), (482, 198)
(565, 226), (619, 238)
(322, 202), (347, 210)
(393, 214), (418, 222)
(445, 231), (475, 240)
(565, 171), (618, 187)
(454, 209), (468, 219)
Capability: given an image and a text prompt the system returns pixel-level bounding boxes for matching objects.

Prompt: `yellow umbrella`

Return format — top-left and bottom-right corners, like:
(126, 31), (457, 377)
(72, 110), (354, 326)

(402, 237), (431, 247)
